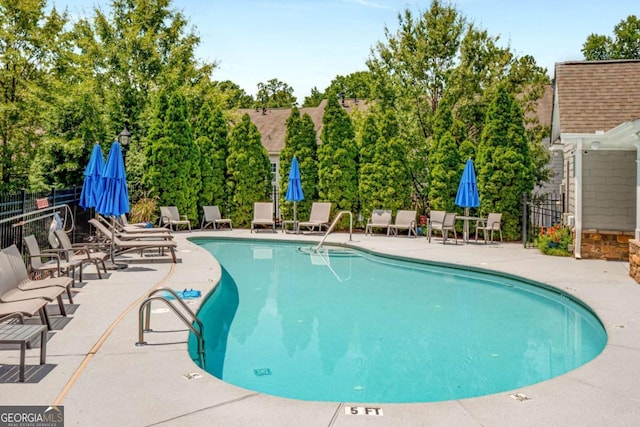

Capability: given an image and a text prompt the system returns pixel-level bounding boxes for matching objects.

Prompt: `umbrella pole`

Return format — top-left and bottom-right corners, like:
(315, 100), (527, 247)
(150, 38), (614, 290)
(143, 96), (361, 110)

(107, 216), (127, 270)
(293, 202), (298, 234)
(464, 207), (469, 243)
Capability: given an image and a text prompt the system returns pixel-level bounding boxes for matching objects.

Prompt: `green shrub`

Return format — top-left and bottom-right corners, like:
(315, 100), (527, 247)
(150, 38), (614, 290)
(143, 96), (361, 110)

(537, 225), (573, 256)
(129, 197), (158, 224)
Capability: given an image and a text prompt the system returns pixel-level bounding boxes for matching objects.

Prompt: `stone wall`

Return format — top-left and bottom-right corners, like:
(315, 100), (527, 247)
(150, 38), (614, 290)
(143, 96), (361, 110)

(580, 229), (633, 261)
(630, 240), (640, 284)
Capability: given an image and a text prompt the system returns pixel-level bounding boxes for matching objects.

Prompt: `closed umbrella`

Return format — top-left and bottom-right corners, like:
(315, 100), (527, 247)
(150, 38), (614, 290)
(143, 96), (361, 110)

(95, 141), (130, 266)
(79, 143), (105, 209)
(455, 159), (480, 242)
(285, 157), (304, 224)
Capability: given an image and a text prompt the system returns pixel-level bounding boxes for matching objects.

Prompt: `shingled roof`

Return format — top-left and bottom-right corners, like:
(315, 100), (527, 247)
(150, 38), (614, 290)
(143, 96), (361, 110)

(239, 98), (368, 155)
(534, 84), (553, 129)
(554, 60), (640, 135)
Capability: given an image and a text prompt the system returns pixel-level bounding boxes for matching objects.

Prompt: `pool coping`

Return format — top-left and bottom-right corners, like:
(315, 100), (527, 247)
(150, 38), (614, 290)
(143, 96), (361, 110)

(1, 229), (639, 426)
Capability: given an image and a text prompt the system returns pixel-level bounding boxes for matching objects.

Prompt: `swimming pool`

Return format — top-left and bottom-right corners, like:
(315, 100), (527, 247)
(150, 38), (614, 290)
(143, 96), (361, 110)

(190, 239), (607, 403)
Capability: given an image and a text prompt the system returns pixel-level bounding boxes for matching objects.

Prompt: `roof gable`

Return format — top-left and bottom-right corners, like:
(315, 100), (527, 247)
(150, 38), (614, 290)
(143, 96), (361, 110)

(239, 99), (367, 154)
(554, 60), (640, 134)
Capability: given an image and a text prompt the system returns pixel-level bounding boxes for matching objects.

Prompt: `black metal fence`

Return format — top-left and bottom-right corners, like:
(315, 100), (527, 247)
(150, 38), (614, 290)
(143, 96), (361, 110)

(0, 186), (91, 253)
(523, 192), (564, 248)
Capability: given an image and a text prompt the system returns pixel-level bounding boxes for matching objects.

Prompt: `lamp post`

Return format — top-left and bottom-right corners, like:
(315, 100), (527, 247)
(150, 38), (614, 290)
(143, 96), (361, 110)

(118, 127), (131, 147)
(118, 127), (131, 162)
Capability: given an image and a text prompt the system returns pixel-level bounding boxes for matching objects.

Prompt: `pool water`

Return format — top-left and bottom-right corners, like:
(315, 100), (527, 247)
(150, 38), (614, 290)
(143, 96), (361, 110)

(190, 239), (607, 403)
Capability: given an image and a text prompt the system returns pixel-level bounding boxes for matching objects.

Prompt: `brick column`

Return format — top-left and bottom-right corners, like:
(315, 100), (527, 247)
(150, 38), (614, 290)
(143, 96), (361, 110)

(630, 239), (640, 284)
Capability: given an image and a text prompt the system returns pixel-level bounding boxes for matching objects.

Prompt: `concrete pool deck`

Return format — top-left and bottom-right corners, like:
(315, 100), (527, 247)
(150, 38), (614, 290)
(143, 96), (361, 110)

(1, 229), (639, 426)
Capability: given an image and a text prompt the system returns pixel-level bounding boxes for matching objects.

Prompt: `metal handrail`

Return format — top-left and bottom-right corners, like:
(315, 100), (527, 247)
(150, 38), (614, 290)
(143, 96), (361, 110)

(1, 203), (74, 231)
(315, 210), (352, 252)
(136, 288), (205, 369)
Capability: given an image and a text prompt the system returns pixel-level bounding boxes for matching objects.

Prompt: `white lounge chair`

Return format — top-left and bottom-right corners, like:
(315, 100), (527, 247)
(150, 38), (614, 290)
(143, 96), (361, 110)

(251, 202), (275, 233)
(428, 211), (457, 244)
(159, 206), (191, 231)
(365, 210), (392, 235)
(89, 219), (178, 262)
(297, 202), (332, 234)
(201, 206), (233, 230)
(53, 230), (109, 280)
(476, 213), (503, 243)
(388, 210), (417, 237)
(0, 248), (68, 319)
(24, 234), (82, 287)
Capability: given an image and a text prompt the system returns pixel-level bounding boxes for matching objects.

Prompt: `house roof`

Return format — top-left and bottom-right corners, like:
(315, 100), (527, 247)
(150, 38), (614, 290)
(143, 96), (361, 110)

(533, 84), (553, 128)
(239, 98), (367, 155)
(554, 60), (640, 134)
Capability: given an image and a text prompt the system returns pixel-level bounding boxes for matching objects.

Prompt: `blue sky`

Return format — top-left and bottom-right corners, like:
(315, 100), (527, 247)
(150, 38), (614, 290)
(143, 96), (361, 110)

(58, 0), (638, 102)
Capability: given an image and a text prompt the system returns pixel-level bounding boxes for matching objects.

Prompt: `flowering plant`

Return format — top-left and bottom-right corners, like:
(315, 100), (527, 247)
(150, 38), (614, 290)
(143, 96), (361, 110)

(537, 225), (573, 256)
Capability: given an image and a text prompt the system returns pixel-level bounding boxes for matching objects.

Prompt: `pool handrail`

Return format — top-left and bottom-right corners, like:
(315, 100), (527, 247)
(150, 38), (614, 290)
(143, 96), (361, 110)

(315, 210), (352, 252)
(136, 287), (205, 369)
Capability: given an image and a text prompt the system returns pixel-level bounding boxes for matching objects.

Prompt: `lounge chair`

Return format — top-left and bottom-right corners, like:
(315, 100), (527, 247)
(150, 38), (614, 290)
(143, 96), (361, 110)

(476, 213), (503, 243)
(89, 219), (178, 262)
(24, 234), (82, 287)
(297, 202), (332, 234)
(201, 206), (233, 230)
(428, 211), (457, 244)
(116, 214), (172, 234)
(251, 202), (275, 233)
(97, 215), (174, 240)
(53, 230), (109, 280)
(365, 210), (392, 235)
(0, 299), (51, 330)
(159, 206), (191, 231)
(0, 250), (68, 317)
(388, 210), (418, 237)
(4, 244), (75, 304)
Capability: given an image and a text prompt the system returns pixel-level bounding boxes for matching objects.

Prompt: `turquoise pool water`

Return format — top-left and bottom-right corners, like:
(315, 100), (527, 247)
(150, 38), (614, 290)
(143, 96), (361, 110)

(190, 239), (607, 403)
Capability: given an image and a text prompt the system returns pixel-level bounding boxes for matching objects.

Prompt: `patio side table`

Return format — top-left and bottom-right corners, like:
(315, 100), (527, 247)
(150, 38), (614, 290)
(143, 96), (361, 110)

(0, 323), (47, 382)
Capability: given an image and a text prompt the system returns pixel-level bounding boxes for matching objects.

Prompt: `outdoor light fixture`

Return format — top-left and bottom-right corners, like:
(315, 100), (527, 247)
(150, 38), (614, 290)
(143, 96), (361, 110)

(590, 141), (600, 150)
(118, 127), (131, 146)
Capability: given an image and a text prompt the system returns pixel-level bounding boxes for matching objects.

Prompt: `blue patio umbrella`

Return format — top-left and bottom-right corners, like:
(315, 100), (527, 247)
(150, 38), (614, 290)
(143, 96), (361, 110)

(285, 156), (304, 223)
(455, 159), (480, 242)
(95, 142), (130, 266)
(95, 141), (130, 218)
(79, 143), (105, 209)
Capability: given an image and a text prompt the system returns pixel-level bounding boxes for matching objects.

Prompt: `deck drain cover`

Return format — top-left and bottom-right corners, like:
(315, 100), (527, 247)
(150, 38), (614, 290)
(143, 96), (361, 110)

(183, 372), (202, 380)
(509, 393), (531, 401)
(254, 368), (272, 376)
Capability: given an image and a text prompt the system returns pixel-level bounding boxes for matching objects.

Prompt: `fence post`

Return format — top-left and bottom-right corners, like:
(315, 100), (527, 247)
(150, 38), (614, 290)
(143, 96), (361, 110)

(19, 189), (27, 252)
(522, 192), (528, 248)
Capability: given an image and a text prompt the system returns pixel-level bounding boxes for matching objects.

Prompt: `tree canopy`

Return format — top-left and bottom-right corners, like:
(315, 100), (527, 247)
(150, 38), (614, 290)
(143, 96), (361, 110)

(582, 15), (640, 60)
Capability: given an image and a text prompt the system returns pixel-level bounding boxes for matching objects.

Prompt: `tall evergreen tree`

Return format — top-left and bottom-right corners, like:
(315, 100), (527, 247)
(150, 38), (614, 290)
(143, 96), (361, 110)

(428, 99), (460, 212)
(194, 101), (228, 214)
(476, 85), (533, 239)
(297, 113), (319, 218)
(279, 108), (319, 221)
(358, 113), (381, 218)
(375, 134), (412, 212)
(227, 114), (272, 227)
(144, 92), (200, 222)
(279, 107), (301, 220)
(317, 95), (358, 216)
(72, 0), (215, 200)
